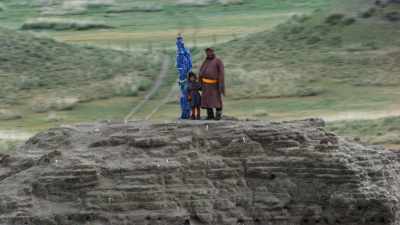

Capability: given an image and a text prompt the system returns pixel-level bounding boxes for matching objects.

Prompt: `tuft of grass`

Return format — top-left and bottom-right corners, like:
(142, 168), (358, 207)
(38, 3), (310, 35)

(21, 18), (113, 31)
(0, 140), (20, 154)
(46, 111), (64, 122)
(0, 3), (5, 12)
(106, 3), (163, 13)
(385, 11), (400, 21)
(175, 0), (213, 7)
(15, 76), (42, 90)
(325, 13), (345, 25)
(175, 0), (242, 7)
(31, 97), (79, 113)
(138, 78), (152, 91)
(360, 7), (377, 18)
(0, 109), (22, 121)
(218, 0), (244, 6)
(327, 116), (400, 145)
(0, 27), (161, 109)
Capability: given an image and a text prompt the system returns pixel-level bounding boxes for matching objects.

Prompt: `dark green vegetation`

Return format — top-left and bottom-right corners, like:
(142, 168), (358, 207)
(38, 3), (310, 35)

(21, 18), (113, 31)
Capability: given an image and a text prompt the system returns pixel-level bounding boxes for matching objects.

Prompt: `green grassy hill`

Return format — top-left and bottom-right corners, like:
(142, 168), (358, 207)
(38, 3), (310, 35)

(0, 27), (164, 130)
(215, 0), (400, 99)
(176, 0), (398, 121)
(0, 27), (159, 94)
(183, 0), (400, 148)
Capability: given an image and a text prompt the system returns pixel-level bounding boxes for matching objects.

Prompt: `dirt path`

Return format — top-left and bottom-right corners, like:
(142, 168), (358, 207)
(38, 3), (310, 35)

(124, 55), (171, 123)
(145, 81), (179, 120)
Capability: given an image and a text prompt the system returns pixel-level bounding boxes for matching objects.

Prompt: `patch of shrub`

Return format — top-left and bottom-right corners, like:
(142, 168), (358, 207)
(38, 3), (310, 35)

(41, 7), (87, 16)
(0, 140), (19, 154)
(296, 15), (311, 23)
(360, 8), (377, 18)
(46, 111), (64, 122)
(31, 97), (79, 113)
(252, 110), (269, 118)
(21, 18), (113, 31)
(363, 41), (380, 50)
(175, 0), (242, 7)
(290, 25), (305, 35)
(175, 0), (213, 7)
(343, 17), (356, 26)
(52, 97), (79, 111)
(138, 78), (152, 91)
(327, 36), (342, 47)
(293, 87), (325, 97)
(325, 13), (345, 25)
(1, 94), (19, 105)
(0, 109), (22, 121)
(110, 76), (140, 97)
(385, 11), (400, 22)
(218, 0), (243, 6)
(77, 78), (144, 103)
(307, 36), (322, 45)
(106, 4), (163, 13)
(15, 76), (41, 90)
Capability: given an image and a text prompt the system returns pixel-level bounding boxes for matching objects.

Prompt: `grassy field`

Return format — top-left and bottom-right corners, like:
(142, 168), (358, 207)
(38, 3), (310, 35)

(0, 0), (330, 48)
(1, 0), (400, 150)
(0, 0), (332, 134)
(0, 26), (165, 133)
(327, 116), (400, 149)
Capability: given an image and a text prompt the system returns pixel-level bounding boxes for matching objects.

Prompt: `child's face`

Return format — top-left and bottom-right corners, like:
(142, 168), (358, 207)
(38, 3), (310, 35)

(189, 76), (196, 81)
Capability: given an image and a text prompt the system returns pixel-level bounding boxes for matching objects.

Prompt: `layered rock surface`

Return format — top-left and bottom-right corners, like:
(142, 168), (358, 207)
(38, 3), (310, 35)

(0, 119), (399, 225)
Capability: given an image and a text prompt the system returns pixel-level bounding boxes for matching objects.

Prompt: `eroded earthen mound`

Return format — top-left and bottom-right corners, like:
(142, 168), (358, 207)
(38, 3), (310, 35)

(0, 119), (399, 225)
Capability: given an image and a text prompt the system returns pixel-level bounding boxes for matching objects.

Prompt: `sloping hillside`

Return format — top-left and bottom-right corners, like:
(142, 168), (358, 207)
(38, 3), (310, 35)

(213, 0), (400, 99)
(0, 27), (161, 106)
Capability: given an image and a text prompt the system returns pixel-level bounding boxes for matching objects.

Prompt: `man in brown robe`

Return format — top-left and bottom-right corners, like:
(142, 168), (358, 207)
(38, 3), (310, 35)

(199, 48), (225, 120)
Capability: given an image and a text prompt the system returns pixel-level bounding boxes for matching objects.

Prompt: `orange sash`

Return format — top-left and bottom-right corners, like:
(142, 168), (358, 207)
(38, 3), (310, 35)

(202, 78), (218, 84)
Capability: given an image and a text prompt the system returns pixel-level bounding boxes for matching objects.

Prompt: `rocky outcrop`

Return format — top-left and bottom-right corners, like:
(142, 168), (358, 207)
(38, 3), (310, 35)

(0, 119), (399, 225)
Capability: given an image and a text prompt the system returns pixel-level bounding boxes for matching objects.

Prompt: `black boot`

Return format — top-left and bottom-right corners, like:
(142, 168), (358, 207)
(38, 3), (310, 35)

(215, 108), (222, 120)
(206, 108), (214, 120)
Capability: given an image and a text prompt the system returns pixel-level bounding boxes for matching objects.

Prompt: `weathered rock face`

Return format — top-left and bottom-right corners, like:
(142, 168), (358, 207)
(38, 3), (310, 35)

(0, 119), (399, 225)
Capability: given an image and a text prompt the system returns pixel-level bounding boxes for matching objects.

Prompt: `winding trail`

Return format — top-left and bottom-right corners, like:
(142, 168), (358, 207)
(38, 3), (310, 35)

(124, 55), (171, 123)
(145, 80), (179, 120)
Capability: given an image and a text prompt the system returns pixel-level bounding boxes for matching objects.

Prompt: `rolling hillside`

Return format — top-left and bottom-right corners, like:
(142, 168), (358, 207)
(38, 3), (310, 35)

(0, 0), (330, 48)
(0, 27), (161, 104)
(199, 0), (400, 147)
(0, 27), (166, 133)
(215, 0), (400, 100)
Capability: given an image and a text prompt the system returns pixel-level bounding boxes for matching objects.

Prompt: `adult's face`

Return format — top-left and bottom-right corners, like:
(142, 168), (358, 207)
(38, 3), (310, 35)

(206, 49), (215, 59)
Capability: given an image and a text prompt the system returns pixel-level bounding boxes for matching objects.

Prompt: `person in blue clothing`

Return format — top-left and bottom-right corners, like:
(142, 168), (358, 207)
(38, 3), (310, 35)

(176, 35), (192, 119)
(188, 72), (202, 120)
